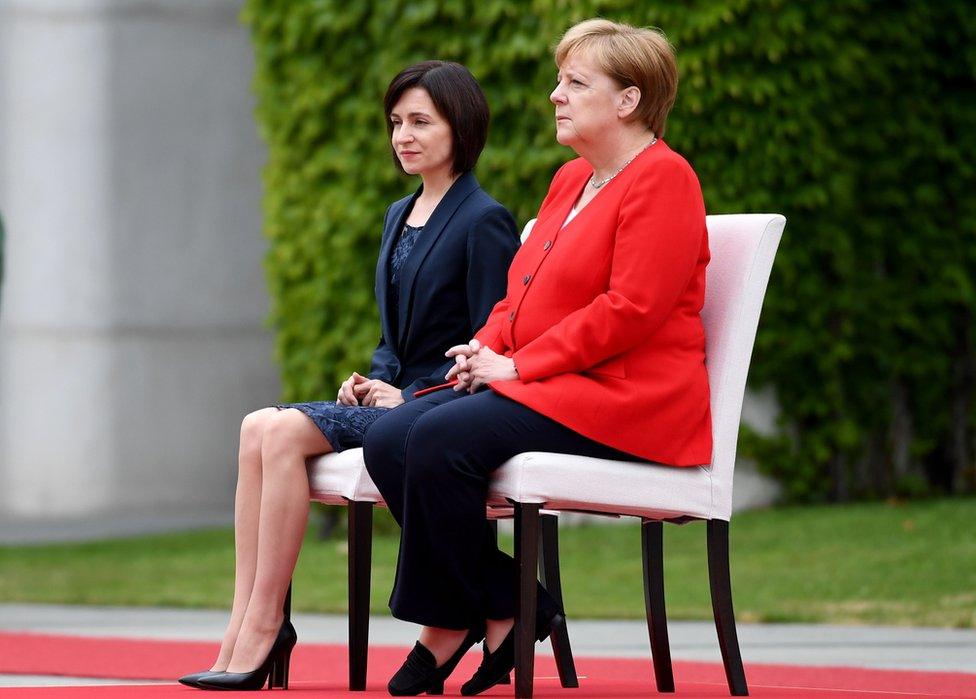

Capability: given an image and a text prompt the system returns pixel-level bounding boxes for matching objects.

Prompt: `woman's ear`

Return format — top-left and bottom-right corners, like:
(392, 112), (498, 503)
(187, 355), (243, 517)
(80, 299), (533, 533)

(618, 86), (641, 119)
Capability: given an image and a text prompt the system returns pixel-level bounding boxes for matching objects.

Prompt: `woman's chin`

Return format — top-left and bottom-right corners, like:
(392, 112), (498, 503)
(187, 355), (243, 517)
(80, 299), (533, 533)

(555, 131), (577, 148)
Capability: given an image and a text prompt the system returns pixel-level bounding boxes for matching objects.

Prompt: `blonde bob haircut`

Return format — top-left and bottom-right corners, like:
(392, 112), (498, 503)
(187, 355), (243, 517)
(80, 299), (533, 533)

(554, 19), (678, 136)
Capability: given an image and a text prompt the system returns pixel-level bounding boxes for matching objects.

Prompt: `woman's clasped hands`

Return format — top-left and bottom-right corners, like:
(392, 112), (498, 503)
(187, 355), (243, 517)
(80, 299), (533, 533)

(337, 372), (405, 408)
(445, 338), (518, 392)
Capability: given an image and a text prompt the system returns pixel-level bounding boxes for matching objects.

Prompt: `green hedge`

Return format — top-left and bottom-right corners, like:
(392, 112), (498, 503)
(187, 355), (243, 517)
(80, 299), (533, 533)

(242, 1), (975, 501)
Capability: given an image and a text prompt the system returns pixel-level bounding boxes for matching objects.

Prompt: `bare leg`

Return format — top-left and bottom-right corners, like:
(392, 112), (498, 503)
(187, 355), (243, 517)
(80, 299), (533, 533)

(419, 627), (470, 666)
(485, 618), (514, 652)
(206, 408), (276, 671)
(416, 619), (513, 665)
(225, 408), (332, 672)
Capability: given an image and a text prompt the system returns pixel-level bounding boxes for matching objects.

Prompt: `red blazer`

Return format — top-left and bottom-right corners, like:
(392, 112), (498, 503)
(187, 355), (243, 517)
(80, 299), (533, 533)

(475, 141), (711, 466)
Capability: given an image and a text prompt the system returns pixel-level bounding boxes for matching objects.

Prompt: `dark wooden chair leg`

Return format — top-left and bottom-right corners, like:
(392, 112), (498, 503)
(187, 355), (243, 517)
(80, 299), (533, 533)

(348, 501), (374, 691)
(539, 514), (579, 688)
(707, 519), (748, 696)
(641, 519), (674, 692)
(514, 503), (541, 698)
(487, 518), (511, 685)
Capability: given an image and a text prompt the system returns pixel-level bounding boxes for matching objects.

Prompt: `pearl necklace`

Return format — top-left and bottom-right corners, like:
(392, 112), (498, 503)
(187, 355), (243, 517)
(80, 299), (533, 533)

(589, 137), (658, 189)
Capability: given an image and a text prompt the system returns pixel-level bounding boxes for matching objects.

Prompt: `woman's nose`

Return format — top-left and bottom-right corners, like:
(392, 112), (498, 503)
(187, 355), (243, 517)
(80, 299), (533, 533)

(550, 86), (564, 105)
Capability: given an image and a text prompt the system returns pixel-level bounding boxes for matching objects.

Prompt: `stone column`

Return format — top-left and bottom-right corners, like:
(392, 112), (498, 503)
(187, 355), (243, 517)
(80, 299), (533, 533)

(0, 0), (279, 523)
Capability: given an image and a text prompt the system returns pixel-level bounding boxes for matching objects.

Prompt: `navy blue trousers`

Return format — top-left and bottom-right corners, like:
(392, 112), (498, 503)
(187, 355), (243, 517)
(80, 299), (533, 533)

(362, 388), (634, 630)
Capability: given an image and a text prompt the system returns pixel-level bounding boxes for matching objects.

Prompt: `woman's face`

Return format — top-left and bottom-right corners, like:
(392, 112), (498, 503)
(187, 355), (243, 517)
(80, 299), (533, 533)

(390, 87), (454, 177)
(550, 51), (631, 148)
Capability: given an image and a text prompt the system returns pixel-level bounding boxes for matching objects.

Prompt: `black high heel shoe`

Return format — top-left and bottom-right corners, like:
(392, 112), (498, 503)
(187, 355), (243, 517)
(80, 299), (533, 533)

(196, 620), (297, 691)
(460, 598), (561, 697)
(178, 671), (221, 688)
(388, 623), (486, 696)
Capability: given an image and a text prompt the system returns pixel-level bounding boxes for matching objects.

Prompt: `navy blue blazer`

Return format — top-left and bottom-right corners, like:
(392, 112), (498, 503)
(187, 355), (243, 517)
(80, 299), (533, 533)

(369, 172), (519, 400)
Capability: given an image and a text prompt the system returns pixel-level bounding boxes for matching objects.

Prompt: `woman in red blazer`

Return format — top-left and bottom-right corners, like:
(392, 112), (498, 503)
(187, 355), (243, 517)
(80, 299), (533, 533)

(364, 19), (711, 697)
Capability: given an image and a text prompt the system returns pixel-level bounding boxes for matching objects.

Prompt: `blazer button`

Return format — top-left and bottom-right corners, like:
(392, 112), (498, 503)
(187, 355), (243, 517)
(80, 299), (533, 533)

(522, 274), (531, 285)
(543, 240), (552, 250)
(508, 311), (516, 321)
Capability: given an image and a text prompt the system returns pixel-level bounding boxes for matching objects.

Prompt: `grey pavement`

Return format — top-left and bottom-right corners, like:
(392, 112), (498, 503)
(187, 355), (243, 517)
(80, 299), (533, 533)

(1, 603), (974, 688)
(0, 510), (234, 545)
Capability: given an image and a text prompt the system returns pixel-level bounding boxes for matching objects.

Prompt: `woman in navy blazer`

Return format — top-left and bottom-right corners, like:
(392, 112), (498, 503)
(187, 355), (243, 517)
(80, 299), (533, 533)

(181, 61), (518, 691)
(368, 169), (518, 401)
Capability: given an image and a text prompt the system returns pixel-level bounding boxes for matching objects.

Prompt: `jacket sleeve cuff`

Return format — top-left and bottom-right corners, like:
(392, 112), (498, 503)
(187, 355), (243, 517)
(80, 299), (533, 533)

(511, 347), (549, 382)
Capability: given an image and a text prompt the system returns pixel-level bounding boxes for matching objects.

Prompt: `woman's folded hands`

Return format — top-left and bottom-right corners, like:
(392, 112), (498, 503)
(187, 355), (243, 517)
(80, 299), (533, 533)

(446, 339), (518, 392)
(337, 372), (405, 408)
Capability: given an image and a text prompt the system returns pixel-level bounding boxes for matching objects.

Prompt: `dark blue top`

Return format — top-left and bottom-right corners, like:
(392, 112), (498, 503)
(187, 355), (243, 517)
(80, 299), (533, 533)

(388, 223), (425, 340)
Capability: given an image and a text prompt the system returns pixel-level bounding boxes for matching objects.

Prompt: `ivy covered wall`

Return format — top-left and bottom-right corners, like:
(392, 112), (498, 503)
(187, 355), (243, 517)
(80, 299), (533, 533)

(242, 0), (975, 501)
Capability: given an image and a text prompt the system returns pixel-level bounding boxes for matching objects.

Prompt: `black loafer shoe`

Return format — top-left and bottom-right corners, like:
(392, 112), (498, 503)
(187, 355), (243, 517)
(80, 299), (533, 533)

(460, 601), (562, 696)
(389, 624), (486, 696)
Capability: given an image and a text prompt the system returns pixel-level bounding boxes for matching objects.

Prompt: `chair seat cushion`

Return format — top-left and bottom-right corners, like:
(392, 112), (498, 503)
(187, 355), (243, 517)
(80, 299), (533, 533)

(307, 448), (384, 505)
(307, 449), (569, 519)
(488, 452), (713, 521)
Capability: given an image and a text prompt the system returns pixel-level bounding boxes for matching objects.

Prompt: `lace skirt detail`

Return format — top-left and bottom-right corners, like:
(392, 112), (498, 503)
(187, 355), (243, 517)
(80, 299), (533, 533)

(275, 401), (390, 452)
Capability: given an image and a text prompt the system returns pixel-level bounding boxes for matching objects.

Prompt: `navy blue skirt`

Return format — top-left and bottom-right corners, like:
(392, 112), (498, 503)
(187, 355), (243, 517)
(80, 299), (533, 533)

(276, 401), (390, 452)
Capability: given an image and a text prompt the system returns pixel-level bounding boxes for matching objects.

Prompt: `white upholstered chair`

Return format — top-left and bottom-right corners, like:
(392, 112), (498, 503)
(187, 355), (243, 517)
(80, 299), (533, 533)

(487, 213), (786, 697)
(305, 449), (576, 691)
(303, 219), (572, 691)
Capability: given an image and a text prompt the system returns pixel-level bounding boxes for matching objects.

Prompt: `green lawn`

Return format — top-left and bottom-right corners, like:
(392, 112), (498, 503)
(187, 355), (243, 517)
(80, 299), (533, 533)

(1, 498), (972, 628)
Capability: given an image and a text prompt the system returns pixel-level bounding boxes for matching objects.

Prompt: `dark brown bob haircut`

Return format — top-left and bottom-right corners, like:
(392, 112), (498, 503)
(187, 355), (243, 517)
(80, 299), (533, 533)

(383, 60), (490, 175)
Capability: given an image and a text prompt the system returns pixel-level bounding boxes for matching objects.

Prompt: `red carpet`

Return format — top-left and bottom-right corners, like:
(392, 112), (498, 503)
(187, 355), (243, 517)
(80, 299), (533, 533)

(1, 632), (974, 697)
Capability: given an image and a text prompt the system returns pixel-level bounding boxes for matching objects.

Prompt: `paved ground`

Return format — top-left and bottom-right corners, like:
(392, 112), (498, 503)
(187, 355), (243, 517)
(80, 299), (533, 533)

(0, 511), (235, 545)
(2, 603), (974, 688)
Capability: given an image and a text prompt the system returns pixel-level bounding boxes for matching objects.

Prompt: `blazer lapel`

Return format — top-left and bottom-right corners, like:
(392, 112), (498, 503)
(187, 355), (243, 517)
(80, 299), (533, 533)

(375, 193), (416, 349)
(396, 172), (480, 350)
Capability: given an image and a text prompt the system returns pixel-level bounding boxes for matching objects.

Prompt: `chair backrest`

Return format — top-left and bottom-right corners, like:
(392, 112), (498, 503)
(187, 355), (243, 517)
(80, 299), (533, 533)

(702, 214), (785, 519)
(519, 214), (784, 520)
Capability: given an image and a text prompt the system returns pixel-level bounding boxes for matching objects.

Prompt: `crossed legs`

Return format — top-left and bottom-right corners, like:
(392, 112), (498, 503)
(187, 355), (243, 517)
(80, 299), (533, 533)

(363, 390), (630, 664)
(212, 407), (332, 673)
